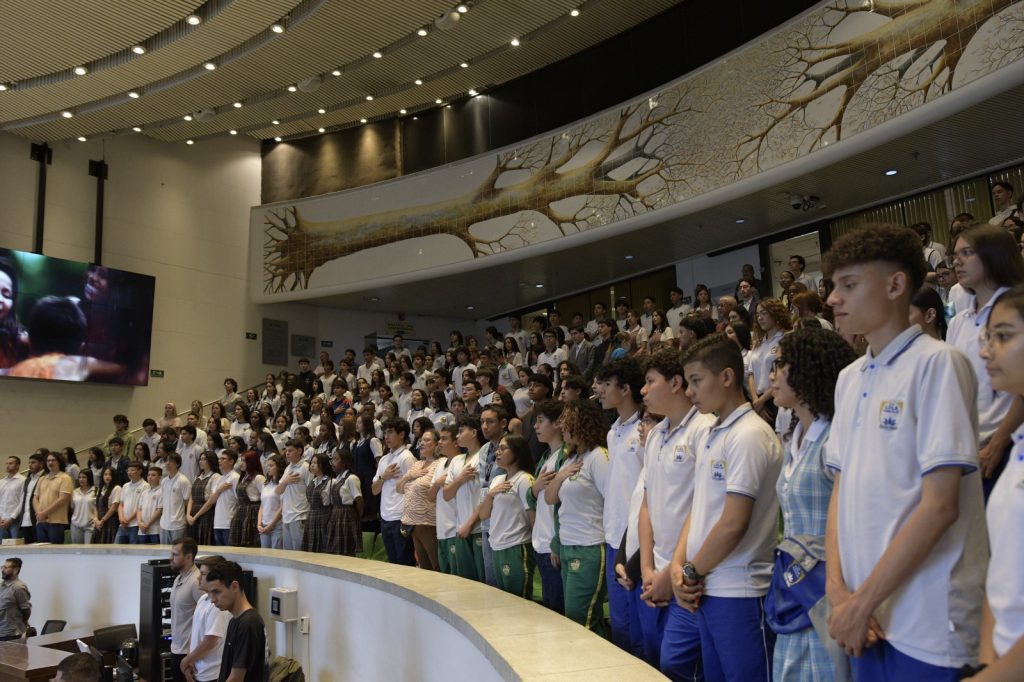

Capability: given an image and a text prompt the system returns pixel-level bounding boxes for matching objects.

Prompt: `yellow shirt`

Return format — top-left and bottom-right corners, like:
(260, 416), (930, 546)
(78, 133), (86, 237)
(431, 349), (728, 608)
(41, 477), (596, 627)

(34, 472), (74, 524)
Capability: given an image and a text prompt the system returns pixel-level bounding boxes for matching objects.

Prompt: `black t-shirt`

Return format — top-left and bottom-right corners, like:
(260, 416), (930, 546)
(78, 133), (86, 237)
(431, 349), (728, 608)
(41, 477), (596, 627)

(218, 608), (267, 682)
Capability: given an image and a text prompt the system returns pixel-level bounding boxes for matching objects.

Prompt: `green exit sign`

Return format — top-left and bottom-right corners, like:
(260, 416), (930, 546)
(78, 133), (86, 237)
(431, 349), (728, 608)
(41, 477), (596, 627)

(150, 369), (165, 378)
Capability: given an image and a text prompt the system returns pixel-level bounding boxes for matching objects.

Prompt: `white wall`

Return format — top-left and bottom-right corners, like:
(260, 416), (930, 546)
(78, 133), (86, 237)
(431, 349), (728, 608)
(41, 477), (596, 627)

(675, 244), (761, 301)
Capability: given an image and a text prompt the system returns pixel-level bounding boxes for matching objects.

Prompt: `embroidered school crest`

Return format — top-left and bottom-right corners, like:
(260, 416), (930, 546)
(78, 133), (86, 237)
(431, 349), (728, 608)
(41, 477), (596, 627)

(449, 545), (457, 555)
(711, 460), (725, 481)
(569, 558), (581, 572)
(674, 445), (688, 463)
(879, 400), (903, 430)
(502, 564), (511, 576)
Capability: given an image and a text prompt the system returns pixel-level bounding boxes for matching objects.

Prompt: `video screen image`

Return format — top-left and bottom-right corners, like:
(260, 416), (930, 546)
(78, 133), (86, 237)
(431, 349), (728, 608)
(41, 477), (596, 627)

(0, 248), (155, 386)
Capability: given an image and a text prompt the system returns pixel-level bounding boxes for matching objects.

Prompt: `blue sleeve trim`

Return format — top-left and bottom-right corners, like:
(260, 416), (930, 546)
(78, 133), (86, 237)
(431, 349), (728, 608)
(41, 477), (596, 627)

(920, 461), (978, 476)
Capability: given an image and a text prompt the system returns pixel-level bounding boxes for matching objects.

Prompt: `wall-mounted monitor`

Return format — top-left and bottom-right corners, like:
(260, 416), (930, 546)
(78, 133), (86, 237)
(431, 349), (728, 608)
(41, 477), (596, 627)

(0, 248), (155, 386)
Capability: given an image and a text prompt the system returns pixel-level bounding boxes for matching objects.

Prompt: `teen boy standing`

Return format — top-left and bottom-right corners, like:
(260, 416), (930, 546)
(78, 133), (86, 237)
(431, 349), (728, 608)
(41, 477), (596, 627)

(823, 224), (987, 680)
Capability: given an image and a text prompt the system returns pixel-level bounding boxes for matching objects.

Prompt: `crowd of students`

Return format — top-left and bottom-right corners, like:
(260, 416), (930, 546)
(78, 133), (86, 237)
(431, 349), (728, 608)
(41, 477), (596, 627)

(3, 197), (1024, 679)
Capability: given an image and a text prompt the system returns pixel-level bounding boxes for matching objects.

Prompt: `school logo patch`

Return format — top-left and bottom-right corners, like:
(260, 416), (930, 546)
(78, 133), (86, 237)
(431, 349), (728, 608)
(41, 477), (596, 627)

(879, 400), (903, 430)
(475, 536), (483, 547)
(711, 459), (726, 481)
(674, 445), (688, 463)
(502, 564), (511, 576)
(449, 545), (457, 555)
(569, 558), (581, 572)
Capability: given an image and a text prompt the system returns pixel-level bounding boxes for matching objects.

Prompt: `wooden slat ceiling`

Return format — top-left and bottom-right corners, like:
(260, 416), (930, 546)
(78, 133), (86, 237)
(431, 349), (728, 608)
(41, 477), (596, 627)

(0, 0), (684, 143)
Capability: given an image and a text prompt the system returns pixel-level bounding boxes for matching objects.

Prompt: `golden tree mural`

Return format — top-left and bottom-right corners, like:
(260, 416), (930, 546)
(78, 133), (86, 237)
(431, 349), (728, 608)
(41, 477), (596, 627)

(736, 0), (1021, 172)
(263, 90), (699, 292)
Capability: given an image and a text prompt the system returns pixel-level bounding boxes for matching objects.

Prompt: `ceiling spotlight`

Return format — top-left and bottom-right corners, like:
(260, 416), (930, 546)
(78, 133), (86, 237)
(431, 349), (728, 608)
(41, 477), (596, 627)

(412, 116), (418, 120)
(460, 62), (469, 68)
(735, 218), (746, 224)
(318, 127), (325, 133)
(468, 88), (477, 96)
(204, 62), (216, 70)
(61, 111), (73, 118)
(77, 136), (87, 142)
(365, 95), (373, 101)
(272, 120), (280, 125)
(399, 108), (407, 114)
(271, 23), (284, 33)
(570, 8), (580, 17)
(73, 66), (88, 76)
(417, 28), (428, 36)
(885, 169), (898, 176)
(233, 101), (242, 108)
(186, 139), (194, 145)
(229, 129), (237, 135)
(183, 114), (193, 121)
(186, 14), (201, 25)
(127, 91), (140, 99)
(466, 305), (475, 310)
(331, 69), (341, 76)
(0, 84), (7, 91)
(510, 38), (520, 46)
(435, 98), (443, 104)
(372, 51), (383, 59)
(287, 85), (297, 92)
(318, 108), (326, 114)
(132, 126), (142, 132)
(274, 136), (282, 142)
(535, 283), (544, 288)
(414, 79), (423, 85)
(132, 45), (146, 55)
(624, 255), (635, 260)
(457, 4), (469, 13)
(360, 118), (367, 123)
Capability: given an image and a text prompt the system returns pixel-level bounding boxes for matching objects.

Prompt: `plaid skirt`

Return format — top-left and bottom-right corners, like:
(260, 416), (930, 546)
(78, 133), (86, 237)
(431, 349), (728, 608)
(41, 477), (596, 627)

(301, 478), (331, 553)
(189, 475), (214, 545)
(93, 496), (118, 544)
(229, 493), (261, 547)
(327, 503), (362, 556)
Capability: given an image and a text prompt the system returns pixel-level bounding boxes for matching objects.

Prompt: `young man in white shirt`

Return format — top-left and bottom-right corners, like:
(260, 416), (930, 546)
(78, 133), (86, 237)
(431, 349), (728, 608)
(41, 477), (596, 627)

(789, 254), (817, 292)
(17, 454), (44, 543)
(666, 287), (692, 332)
(182, 557), (232, 682)
(372, 418), (417, 565)
(505, 315), (529, 359)
(356, 345), (383, 384)
(196, 451), (239, 547)
(451, 347), (476, 400)
(822, 224), (987, 680)
(176, 426), (202, 482)
(673, 336), (783, 681)
(159, 452), (191, 545)
(0, 457), (25, 540)
(137, 467), (164, 544)
(115, 461), (145, 544)
(536, 329), (567, 371)
(139, 419), (161, 462)
(276, 441), (312, 551)
(637, 350), (714, 675)
(395, 372), (415, 420)
(595, 359), (645, 656)
(585, 302), (609, 340)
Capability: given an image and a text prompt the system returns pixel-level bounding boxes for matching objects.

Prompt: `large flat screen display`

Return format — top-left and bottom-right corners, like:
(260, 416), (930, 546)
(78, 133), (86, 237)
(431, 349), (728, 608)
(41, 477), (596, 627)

(0, 248), (155, 386)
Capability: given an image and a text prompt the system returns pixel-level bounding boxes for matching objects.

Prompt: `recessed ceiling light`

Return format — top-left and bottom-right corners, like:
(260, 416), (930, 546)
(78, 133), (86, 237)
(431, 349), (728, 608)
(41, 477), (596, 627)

(570, 8), (580, 17)
(468, 88), (478, 96)
(132, 45), (146, 55)
(61, 110), (73, 118)
(460, 62), (469, 68)
(127, 91), (140, 99)
(735, 218), (746, 224)
(368, 296), (380, 302)
(417, 28), (428, 36)
(884, 169), (898, 176)
(318, 127), (325, 133)
(510, 38), (520, 46)
(435, 99), (443, 104)
(412, 116), (418, 120)
(414, 79), (423, 85)
(77, 136), (87, 142)
(272, 120), (280, 125)
(318, 108), (326, 114)
(457, 4), (469, 13)
(186, 139), (194, 145)
(229, 129), (237, 135)
(287, 85), (297, 92)
(274, 136), (282, 142)
(535, 283), (544, 288)
(331, 69), (341, 76)
(233, 101), (242, 108)
(372, 51), (382, 59)
(365, 95), (373, 101)
(183, 114), (193, 121)
(132, 126), (142, 132)
(0, 84), (7, 91)
(399, 108), (407, 114)
(271, 23), (284, 33)
(204, 62), (216, 70)
(360, 118), (367, 123)
(73, 66), (88, 76)
(466, 305), (475, 310)
(186, 14), (201, 25)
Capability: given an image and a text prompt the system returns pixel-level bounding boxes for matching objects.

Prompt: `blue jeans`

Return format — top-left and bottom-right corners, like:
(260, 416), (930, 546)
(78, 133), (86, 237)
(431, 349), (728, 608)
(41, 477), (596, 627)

(36, 522), (66, 543)
(137, 533), (160, 544)
(0, 524), (20, 540)
(283, 521), (305, 551)
(160, 528), (185, 545)
(535, 551), (565, 614)
(115, 525), (138, 544)
(696, 596), (774, 682)
(380, 520), (415, 565)
(260, 525), (283, 549)
(213, 528), (231, 546)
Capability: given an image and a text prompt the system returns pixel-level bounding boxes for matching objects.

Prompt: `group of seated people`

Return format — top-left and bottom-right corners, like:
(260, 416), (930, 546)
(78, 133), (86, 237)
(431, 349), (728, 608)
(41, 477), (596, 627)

(2, 205), (1024, 679)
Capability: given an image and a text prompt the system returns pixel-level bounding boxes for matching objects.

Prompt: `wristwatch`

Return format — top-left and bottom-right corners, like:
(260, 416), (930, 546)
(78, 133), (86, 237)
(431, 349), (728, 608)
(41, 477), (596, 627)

(682, 561), (702, 583)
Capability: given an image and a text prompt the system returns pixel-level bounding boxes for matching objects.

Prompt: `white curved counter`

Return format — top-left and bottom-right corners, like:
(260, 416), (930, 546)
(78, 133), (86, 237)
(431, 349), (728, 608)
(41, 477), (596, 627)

(9, 545), (664, 680)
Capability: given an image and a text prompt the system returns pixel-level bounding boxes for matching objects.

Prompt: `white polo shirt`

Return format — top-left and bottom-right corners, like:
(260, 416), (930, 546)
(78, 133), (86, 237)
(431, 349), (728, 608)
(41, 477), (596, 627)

(213, 470), (241, 530)
(189, 594), (230, 682)
(531, 449), (562, 555)
(373, 447), (416, 522)
(686, 404), (782, 597)
(666, 304), (692, 332)
(556, 447), (609, 547)
(446, 452), (482, 535)
(138, 484), (163, 533)
(176, 442), (201, 482)
(946, 287), (1014, 444)
(748, 330), (784, 393)
(433, 462), (459, 541)
(827, 326), (987, 668)
(625, 469), (646, 559)
(486, 470), (534, 551)
(279, 461), (312, 524)
(119, 478), (144, 527)
(160, 472), (191, 531)
(0, 474), (25, 522)
(645, 407), (715, 571)
(604, 412), (643, 548)
(536, 348), (567, 371)
(987, 426), (1024, 657)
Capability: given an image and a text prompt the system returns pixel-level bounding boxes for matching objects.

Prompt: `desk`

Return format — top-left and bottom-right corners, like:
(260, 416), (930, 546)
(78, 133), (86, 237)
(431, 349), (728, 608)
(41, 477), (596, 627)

(27, 628), (94, 654)
(0, 641), (70, 682)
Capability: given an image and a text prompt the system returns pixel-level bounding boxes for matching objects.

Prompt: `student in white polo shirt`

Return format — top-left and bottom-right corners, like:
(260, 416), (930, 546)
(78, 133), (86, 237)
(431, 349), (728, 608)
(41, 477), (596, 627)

(137, 467), (164, 544)
(371, 418), (417, 565)
(977, 286), (1024, 678)
(946, 225), (1024, 500)
(443, 415), (485, 581)
(189, 450), (239, 547)
(638, 349), (714, 677)
(595, 358), (645, 654)
(672, 336), (782, 682)
(822, 224), (987, 680)
(276, 440), (312, 551)
(181, 556), (232, 682)
(159, 452), (191, 545)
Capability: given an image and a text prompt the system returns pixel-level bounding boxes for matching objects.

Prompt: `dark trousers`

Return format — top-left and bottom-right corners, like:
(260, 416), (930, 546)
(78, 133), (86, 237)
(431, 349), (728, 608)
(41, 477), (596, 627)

(170, 653), (186, 682)
(19, 526), (35, 544)
(380, 520), (415, 565)
(36, 523), (66, 543)
(535, 551), (565, 614)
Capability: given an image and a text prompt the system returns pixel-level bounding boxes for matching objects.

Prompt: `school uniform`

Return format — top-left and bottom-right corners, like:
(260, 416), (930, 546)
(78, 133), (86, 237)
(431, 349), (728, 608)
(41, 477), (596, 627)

(476, 441), (505, 586)
(373, 446), (417, 565)
(986, 425), (1024, 659)
(136, 484), (163, 544)
(280, 462), (311, 551)
(487, 470), (536, 598)
(556, 446), (610, 636)
(433, 461), (460, 574)
(159, 472), (191, 544)
(529, 447), (565, 614)
(686, 404), (782, 682)
(604, 412), (644, 653)
(643, 408), (716, 676)
(446, 452), (485, 581)
(827, 326), (987, 679)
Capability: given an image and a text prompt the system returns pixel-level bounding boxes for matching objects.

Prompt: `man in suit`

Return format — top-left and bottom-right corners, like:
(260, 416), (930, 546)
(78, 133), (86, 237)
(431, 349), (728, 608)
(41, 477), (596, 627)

(734, 264), (766, 300)
(568, 327), (595, 381)
(737, 278), (759, 316)
(17, 453), (45, 544)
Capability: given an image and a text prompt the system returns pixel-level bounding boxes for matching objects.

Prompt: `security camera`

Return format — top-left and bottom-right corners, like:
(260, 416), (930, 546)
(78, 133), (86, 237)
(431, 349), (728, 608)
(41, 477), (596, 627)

(789, 194), (803, 210)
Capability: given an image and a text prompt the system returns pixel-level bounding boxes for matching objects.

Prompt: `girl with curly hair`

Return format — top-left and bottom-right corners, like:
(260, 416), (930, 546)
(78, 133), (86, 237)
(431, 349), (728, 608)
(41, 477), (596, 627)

(768, 328), (858, 681)
(545, 399), (610, 636)
(748, 297), (793, 423)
